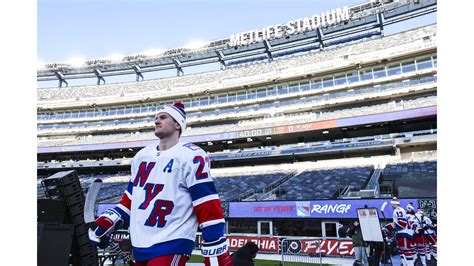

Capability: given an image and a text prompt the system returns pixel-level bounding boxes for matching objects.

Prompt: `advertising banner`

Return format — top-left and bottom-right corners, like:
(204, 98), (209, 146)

(228, 198), (428, 219)
(225, 235), (355, 257)
(98, 198), (436, 219)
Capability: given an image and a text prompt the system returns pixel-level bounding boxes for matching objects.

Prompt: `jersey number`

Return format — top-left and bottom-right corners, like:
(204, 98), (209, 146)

(193, 156), (210, 180)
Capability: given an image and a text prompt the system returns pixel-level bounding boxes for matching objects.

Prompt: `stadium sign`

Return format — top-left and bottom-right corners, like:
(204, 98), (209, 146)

(230, 7), (349, 47)
(228, 198), (436, 219)
(198, 235), (355, 257)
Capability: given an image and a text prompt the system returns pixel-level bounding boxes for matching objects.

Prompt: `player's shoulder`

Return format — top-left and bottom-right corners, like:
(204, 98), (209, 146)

(134, 142), (159, 158)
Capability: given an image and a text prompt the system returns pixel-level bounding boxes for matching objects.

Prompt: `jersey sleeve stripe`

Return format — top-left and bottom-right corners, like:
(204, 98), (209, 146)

(192, 194), (220, 207)
(114, 204), (130, 219)
(193, 199), (224, 225)
(201, 221), (226, 242)
(118, 193), (132, 211)
(188, 181), (218, 202)
(199, 218), (226, 230)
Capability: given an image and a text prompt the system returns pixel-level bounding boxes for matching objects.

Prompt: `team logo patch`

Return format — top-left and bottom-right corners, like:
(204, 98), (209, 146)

(296, 201), (311, 217)
(184, 143), (200, 151)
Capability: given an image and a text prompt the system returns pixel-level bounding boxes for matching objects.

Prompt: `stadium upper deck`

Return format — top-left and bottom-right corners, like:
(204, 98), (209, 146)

(37, 23), (436, 109)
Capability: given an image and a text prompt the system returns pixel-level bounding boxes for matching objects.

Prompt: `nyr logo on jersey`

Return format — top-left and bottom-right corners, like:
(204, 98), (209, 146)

(132, 161), (174, 228)
(133, 162), (156, 187)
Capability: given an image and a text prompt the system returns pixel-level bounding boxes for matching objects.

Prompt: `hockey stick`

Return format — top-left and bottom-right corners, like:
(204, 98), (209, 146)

(84, 179), (134, 265)
(380, 202), (388, 221)
(84, 179), (103, 224)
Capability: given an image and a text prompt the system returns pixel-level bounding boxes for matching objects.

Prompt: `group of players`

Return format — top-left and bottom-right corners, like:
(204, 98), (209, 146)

(385, 197), (438, 266)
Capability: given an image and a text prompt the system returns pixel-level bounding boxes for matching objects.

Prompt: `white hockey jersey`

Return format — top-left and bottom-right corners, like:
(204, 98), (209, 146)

(390, 206), (414, 238)
(115, 142), (225, 261)
(412, 212), (435, 236)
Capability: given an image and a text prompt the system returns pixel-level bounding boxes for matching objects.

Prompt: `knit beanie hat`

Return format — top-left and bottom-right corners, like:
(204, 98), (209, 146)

(158, 102), (186, 135)
(390, 197), (400, 205)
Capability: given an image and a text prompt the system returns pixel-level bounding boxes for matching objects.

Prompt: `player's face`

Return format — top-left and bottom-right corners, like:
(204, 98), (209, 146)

(154, 113), (179, 139)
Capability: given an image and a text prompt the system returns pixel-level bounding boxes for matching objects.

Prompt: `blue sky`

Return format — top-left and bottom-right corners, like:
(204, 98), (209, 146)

(38, 0), (436, 63)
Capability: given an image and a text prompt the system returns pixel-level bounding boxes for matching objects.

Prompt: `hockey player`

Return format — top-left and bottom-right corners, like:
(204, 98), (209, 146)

(89, 102), (233, 266)
(410, 207), (428, 265)
(414, 208), (437, 262)
(385, 197), (415, 266)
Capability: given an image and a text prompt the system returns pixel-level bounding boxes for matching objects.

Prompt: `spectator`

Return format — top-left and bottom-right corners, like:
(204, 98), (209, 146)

(231, 241), (259, 266)
(347, 220), (368, 266)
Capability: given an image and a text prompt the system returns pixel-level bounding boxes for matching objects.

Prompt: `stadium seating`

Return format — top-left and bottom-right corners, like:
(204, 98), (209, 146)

(213, 172), (294, 202)
(381, 160), (437, 197)
(37, 151), (437, 203)
(36, 128), (436, 170)
(38, 94), (437, 145)
(274, 166), (374, 200)
(37, 73), (437, 131)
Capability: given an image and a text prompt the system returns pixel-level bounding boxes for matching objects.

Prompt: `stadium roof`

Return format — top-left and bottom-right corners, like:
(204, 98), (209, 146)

(37, 0), (436, 82)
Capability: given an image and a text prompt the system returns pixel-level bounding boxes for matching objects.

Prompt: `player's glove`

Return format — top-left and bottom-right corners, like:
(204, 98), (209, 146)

(201, 237), (233, 266)
(89, 207), (129, 247)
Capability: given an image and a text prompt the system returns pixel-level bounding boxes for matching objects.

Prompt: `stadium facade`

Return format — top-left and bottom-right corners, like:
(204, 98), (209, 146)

(37, 0), (437, 259)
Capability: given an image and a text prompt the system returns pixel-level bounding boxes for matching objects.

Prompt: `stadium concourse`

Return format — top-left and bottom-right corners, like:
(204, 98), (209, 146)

(37, 0), (437, 265)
